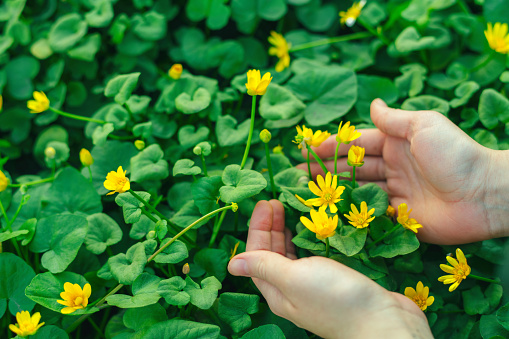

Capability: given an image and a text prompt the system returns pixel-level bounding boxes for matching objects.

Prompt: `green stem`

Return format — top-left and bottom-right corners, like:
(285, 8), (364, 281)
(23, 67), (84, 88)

(352, 166), (356, 188)
(456, 0), (470, 14)
(200, 153), (208, 176)
(140, 206), (159, 223)
(49, 107), (107, 124)
(7, 198), (24, 230)
(307, 150), (312, 180)
(334, 143), (341, 175)
(357, 18), (390, 45)
(148, 205), (234, 262)
(87, 166), (93, 183)
(8, 176), (54, 187)
(209, 209), (228, 247)
(289, 31), (372, 52)
(265, 143), (277, 199)
(325, 237), (330, 258)
(0, 200), (23, 259)
(240, 95), (257, 170)
(366, 224), (401, 249)
(108, 134), (136, 140)
(307, 146), (328, 175)
(0, 198), (9, 225)
(469, 274), (500, 284)
(88, 317), (106, 339)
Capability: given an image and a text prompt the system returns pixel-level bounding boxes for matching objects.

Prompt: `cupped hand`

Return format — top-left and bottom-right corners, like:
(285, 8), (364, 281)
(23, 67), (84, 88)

(228, 200), (433, 339)
(299, 99), (504, 244)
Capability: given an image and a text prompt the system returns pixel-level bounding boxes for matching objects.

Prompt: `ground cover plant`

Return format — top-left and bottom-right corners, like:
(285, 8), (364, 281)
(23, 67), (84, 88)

(1, 0), (509, 338)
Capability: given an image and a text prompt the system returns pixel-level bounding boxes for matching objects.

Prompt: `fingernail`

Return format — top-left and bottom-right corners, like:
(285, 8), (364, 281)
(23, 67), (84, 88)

(228, 259), (248, 276)
(374, 98), (387, 107)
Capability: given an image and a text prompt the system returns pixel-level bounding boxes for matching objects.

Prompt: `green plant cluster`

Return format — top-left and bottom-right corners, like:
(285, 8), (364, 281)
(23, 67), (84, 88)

(1, 0), (509, 338)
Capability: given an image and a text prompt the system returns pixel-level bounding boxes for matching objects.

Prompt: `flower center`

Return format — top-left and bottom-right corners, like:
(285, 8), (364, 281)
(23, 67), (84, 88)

(453, 264), (469, 280)
(116, 177), (128, 187)
(74, 296), (83, 306)
(412, 296), (427, 309)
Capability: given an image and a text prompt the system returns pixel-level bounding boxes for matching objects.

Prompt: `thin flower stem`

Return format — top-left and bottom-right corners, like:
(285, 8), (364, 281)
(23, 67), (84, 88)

(240, 95), (257, 169)
(49, 107), (107, 124)
(289, 31), (372, 52)
(87, 166), (93, 183)
(366, 224), (401, 249)
(307, 151), (312, 180)
(8, 177), (54, 187)
(8, 197), (25, 229)
(357, 18), (390, 45)
(209, 209), (228, 247)
(265, 143), (277, 199)
(352, 166), (356, 188)
(0, 200), (23, 259)
(325, 237), (330, 257)
(334, 143), (341, 175)
(469, 274), (500, 284)
(0, 198), (9, 225)
(307, 146), (328, 175)
(140, 206), (159, 223)
(456, 0), (470, 14)
(200, 153), (208, 176)
(87, 317), (106, 339)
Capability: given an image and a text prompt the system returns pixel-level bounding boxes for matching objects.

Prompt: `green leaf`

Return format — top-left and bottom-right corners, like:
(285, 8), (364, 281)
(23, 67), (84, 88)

(0, 229), (28, 242)
(0, 253), (35, 317)
(450, 81), (480, 108)
(173, 159), (202, 176)
(184, 276), (222, 310)
(329, 224), (368, 257)
(171, 200), (207, 229)
(259, 83), (306, 120)
(478, 88), (509, 129)
(393, 250), (423, 273)
(48, 13), (88, 52)
(123, 303), (168, 331)
(281, 187), (313, 213)
(395, 63), (427, 98)
(186, 0), (231, 30)
(295, 0), (336, 32)
(157, 276), (191, 306)
(351, 183), (388, 217)
(178, 125), (210, 149)
(106, 273), (161, 308)
(67, 33), (101, 62)
(401, 95), (450, 116)
(496, 303), (509, 331)
(480, 314), (509, 339)
(218, 293), (260, 333)
(394, 26), (436, 52)
(132, 11), (167, 41)
(30, 325), (69, 339)
(85, 0), (114, 28)
(85, 213), (123, 255)
(153, 240), (189, 264)
(355, 75), (398, 122)
(25, 272), (98, 315)
(194, 248), (228, 282)
(216, 115), (251, 147)
(142, 319), (220, 339)
(286, 65), (357, 126)
(130, 144), (169, 182)
(241, 325), (285, 339)
(463, 286), (490, 315)
(192, 176), (222, 214)
(104, 72), (141, 105)
(108, 242), (148, 285)
(92, 123), (115, 146)
(115, 191), (151, 224)
(292, 227), (326, 252)
(175, 88), (212, 114)
(219, 165), (267, 203)
(29, 214), (89, 273)
(368, 217), (420, 258)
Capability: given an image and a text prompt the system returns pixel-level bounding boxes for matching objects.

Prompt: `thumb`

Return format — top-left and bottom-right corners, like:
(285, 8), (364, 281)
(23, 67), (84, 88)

(228, 250), (292, 287)
(370, 98), (417, 140)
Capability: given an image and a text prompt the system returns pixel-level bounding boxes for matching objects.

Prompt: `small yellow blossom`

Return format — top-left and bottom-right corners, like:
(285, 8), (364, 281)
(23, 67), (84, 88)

(268, 31), (291, 72)
(230, 242), (240, 260)
(0, 170), (8, 192)
(245, 69), (272, 96)
(57, 282), (92, 314)
(169, 63), (183, 79)
(438, 248), (471, 292)
(134, 140), (145, 150)
(9, 311), (45, 337)
(79, 148), (94, 166)
(336, 121), (362, 144)
(386, 205), (395, 217)
(339, 0), (366, 27)
(260, 129), (272, 143)
(484, 22), (509, 54)
(27, 91), (50, 114)
(104, 166), (130, 195)
(344, 201), (375, 228)
(300, 209), (338, 240)
(347, 145), (365, 167)
(273, 145), (284, 154)
(296, 172), (345, 213)
(293, 125), (331, 149)
(397, 203), (423, 233)
(0, 94), (3, 111)
(44, 146), (56, 159)
(231, 202), (239, 212)
(404, 282), (435, 311)
(182, 263), (190, 275)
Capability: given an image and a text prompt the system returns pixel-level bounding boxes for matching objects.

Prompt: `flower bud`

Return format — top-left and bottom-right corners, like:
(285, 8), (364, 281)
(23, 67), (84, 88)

(147, 230), (156, 239)
(273, 145), (284, 154)
(169, 64), (183, 80)
(231, 202), (238, 212)
(182, 263), (190, 275)
(386, 205), (395, 217)
(259, 129), (271, 143)
(193, 145), (202, 155)
(79, 148), (94, 166)
(45, 146), (56, 159)
(0, 170), (8, 192)
(134, 140), (145, 150)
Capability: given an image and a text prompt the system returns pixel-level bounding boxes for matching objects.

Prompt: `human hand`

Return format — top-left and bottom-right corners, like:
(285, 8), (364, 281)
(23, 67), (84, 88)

(299, 99), (509, 244)
(228, 200), (433, 339)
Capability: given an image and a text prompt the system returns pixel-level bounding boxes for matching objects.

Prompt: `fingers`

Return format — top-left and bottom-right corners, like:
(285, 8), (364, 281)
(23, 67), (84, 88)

(285, 228), (297, 259)
(370, 98), (416, 140)
(296, 156), (386, 181)
(269, 200), (286, 256)
(246, 201), (273, 252)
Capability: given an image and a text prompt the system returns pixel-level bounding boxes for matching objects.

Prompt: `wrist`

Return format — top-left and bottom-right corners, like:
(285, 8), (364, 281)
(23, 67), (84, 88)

(484, 149), (509, 238)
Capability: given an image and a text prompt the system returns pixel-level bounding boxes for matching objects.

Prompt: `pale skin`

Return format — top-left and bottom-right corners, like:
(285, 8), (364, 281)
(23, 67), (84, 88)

(228, 99), (509, 338)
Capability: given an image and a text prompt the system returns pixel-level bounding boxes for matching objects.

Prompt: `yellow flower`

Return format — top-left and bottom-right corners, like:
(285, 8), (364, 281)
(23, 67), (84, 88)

(80, 148), (94, 166)
(0, 170), (9, 192)
(27, 91), (50, 113)
(404, 282), (435, 311)
(169, 63), (183, 79)
(484, 22), (509, 54)
(9, 311), (45, 337)
(268, 31), (291, 72)
(300, 209), (338, 240)
(438, 248), (471, 292)
(347, 145), (365, 167)
(339, 0), (366, 27)
(245, 69), (272, 96)
(336, 121), (362, 144)
(297, 172), (345, 213)
(57, 282), (92, 314)
(273, 145), (284, 154)
(231, 202), (239, 212)
(397, 203), (423, 233)
(230, 242), (240, 260)
(134, 140), (145, 150)
(104, 166), (130, 195)
(386, 205), (395, 217)
(344, 201), (375, 228)
(293, 125), (331, 149)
